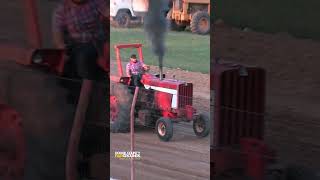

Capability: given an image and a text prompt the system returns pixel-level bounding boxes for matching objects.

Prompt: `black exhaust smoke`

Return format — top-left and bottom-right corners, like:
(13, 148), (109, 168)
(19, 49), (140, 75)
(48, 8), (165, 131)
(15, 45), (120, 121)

(143, 0), (168, 80)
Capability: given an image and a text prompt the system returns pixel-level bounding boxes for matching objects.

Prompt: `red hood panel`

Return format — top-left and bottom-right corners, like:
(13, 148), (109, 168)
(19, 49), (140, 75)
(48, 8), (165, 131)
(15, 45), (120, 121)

(141, 74), (187, 89)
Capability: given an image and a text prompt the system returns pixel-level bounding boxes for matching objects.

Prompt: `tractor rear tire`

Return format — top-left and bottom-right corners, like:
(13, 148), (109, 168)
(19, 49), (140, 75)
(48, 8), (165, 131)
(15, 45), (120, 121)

(115, 11), (131, 28)
(0, 105), (25, 179)
(193, 113), (210, 137)
(110, 82), (133, 133)
(156, 118), (173, 142)
(190, 11), (210, 35)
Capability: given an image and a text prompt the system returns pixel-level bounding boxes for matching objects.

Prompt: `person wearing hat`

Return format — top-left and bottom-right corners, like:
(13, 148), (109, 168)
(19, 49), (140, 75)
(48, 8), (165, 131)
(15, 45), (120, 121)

(126, 54), (149, 87)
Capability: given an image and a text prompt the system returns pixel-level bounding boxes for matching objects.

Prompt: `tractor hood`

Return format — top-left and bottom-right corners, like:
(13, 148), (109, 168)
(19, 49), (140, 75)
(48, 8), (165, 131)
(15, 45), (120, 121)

(141, 73), (193, 109)
(141, 74), (188, 90)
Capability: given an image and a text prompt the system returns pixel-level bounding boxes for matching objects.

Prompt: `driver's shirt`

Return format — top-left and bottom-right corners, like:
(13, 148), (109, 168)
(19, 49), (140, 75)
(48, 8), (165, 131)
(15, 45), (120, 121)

(126, 61), (145, 76)
(52, 0), (107, 43)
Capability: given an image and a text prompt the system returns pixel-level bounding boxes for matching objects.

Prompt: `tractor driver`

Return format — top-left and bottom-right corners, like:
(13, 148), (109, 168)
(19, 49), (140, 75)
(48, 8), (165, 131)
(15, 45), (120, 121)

(126, 54), (149, 87)
(52, 0), (108, 81)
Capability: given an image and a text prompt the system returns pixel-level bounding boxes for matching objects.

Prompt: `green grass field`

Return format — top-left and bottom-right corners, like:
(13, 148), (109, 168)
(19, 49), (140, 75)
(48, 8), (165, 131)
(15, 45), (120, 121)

(214, 0), (320, 40)
(110, 27), (210, 73)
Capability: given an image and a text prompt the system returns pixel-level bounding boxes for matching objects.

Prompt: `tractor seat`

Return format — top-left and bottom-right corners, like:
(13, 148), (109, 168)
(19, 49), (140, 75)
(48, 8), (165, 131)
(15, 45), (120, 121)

(119, 76), (130, 85)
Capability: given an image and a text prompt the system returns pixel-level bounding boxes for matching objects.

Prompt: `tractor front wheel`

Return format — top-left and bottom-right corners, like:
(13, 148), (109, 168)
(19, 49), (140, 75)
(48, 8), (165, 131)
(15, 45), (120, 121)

(110, 82), (133, 133)
(156, 118), (173, 142)
(193, 113), (210, 137)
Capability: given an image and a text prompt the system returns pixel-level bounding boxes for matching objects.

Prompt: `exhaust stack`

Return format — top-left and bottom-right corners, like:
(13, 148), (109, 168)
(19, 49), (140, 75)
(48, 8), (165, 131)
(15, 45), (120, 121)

(159, 56), (163, 80)
(143, 0), (168, 81)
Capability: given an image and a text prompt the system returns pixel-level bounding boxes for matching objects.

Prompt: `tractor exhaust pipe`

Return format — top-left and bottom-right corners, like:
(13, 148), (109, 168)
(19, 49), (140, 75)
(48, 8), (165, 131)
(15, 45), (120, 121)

(159, 68), (163, 81)
(159, 56), (163, 80)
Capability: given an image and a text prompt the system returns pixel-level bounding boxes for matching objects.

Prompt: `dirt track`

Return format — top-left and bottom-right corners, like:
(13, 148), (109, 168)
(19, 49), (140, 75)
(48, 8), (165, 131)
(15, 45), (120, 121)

(212, 23), (320, 171)
(110, 125), (210, 180)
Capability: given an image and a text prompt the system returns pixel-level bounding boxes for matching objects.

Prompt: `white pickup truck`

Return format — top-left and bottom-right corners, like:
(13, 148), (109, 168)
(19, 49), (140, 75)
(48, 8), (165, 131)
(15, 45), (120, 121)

(110, 0), (148, 28)
(110, 0), (170, 28)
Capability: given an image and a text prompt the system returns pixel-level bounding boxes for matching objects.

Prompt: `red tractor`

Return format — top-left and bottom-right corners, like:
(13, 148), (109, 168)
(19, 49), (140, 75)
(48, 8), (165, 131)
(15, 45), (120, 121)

(110, 43), (210, 141)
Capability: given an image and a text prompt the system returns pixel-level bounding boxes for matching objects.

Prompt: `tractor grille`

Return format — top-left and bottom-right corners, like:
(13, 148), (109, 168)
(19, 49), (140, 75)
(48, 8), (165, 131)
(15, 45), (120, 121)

(212, 65), (266, 147)
(178, 83), (193, 108)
